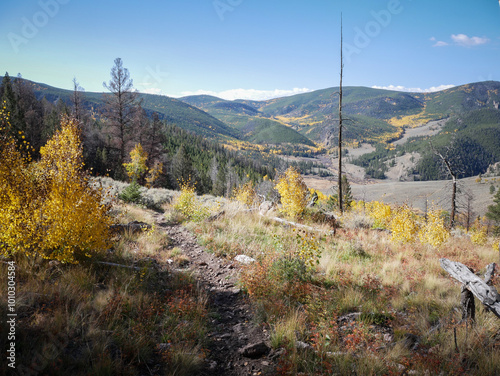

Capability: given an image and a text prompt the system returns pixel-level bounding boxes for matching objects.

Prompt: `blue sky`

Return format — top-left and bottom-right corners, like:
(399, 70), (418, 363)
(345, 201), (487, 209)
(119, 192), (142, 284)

(1, 0), (499, 100)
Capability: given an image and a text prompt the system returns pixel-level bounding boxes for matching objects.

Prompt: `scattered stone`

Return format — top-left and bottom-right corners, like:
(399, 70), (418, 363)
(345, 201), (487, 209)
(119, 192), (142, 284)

(401, 333), (420, 350)
(383, 333), (394, 342)
(233, 323), (245, 334)
(296, 341), (313, 350)
(240, 342), (270, 359)
(338, 312), (361, 324)
(235, 255), (256, 265)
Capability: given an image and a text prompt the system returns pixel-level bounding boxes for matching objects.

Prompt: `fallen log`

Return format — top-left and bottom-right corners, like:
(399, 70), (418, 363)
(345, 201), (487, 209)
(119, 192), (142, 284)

(439, 258), (500, 319)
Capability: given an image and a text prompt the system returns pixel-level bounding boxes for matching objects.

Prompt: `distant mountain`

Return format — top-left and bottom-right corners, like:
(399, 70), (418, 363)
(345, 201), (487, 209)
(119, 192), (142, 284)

(20, 78), (500, 163)
(181, 95), (314, 145)
(25, 80), (240, 139)
(181, 81), (500, 148)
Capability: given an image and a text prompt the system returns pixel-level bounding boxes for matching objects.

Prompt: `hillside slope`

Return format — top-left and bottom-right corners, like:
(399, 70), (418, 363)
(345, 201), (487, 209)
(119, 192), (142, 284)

(181, 81), (500, 147)
(26, 80), (240, 139)
(181, 94), (316, 146)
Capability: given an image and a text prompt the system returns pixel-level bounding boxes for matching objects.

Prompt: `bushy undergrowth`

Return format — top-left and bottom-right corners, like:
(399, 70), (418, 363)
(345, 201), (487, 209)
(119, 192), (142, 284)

(191, 195), (500, 375)
(0, 207), (209, 375)
(97, 176), (175, 211)
(173, 180), (211, 221)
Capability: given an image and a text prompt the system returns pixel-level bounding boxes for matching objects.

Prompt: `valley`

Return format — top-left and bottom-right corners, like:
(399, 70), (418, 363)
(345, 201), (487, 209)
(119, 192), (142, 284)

(21, 77), (500, 216)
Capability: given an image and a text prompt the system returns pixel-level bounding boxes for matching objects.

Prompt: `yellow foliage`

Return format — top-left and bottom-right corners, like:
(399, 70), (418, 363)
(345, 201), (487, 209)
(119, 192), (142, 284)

(470, 229), (487, 245)
(0, 114), (113, 263)
(418, 209), (450, 247)
(123, 143), (148, 181)
(294, 229), (321, 269)
(470, 217), (488, 245)
(124, 143), (163, 188)
(0, 109), (40, 255)
(233, 182), (257, 208)
(173, 180), (209, 222)
(493, 239), (500, 251)
(309, 188), (328, 205)
(275, 167), (308, 218)
(353, 200), (392, 229)
(145, 161), (163, 188)
(390, 204), (420, 243)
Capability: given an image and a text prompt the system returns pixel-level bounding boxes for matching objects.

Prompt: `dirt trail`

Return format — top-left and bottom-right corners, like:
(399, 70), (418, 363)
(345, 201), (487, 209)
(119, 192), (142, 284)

(152, 213), (277, 376)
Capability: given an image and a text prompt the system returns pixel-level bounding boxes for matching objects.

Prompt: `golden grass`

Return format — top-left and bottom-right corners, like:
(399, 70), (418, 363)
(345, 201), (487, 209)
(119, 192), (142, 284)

(192, 199), (500, 375)
(0, 202), (210, 375)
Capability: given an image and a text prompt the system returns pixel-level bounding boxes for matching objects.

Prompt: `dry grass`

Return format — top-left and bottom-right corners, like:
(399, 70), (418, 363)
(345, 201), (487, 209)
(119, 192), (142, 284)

(0, 202), (209, 375)
(192, 199), (500, 375)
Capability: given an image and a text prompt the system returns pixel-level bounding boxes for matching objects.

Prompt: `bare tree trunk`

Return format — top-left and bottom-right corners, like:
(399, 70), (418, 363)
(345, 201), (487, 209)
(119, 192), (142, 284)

(338, 15), (344, 214)
(451, 175), (457, 228)
(429, 140), (457, 228)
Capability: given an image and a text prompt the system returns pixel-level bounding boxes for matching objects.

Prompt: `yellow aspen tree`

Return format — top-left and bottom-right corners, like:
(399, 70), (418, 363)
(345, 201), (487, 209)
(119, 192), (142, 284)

(145, 160), (163, 188)
(123, 143), (148, 182)
(390, 204), (420, 243)
(37, 116), (114, 263)
(275, 166), (309, 218)
(418, 209), (450, 247)
(0, 103), (42, 256)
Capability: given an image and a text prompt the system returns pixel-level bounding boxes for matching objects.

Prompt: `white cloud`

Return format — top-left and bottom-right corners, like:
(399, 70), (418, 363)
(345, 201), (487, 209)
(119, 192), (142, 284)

(431, 34), (489, 47)
(433, 40), (449, 47)
(178, 87), (312, 101)
(371, 84), (455, 93)
(451, 33), (489, 47)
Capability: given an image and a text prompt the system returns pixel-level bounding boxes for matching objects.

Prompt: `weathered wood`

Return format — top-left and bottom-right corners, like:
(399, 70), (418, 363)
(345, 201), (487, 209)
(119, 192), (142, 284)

(440, 258), (500, 319)
(484, 263), (496, 285)
(307, 191), (318, 208)
(460, 285), (475, 322)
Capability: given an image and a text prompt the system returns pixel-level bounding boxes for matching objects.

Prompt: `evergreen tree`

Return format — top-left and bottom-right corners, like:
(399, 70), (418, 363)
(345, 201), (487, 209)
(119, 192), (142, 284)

(213, 160), (227, 197)
(329, 175), (353, 211)
(171, 144), (194, 188)
(341, 175), (353, 208)
(1, 73), (24, 145)
(486, 188), (500, 233)
(13, 75), (45, 155)
(143, 112), (166, 166)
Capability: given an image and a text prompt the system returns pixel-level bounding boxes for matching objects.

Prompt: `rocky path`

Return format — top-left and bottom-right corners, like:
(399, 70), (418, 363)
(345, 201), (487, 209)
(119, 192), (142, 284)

(153, 214), (278, 376)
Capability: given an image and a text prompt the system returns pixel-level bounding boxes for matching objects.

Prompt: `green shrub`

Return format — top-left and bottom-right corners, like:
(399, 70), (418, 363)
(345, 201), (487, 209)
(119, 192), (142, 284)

(119, 180), (142, 204)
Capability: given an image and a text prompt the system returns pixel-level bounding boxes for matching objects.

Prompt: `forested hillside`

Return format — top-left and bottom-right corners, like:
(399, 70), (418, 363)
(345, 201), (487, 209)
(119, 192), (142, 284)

(4, 66), (499, 184)
(0, 65), (278, 196)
